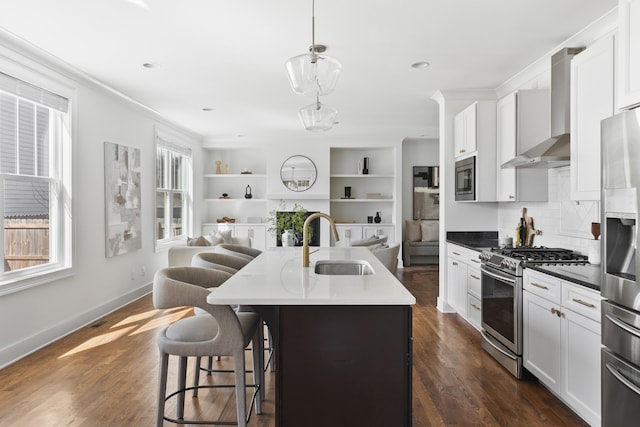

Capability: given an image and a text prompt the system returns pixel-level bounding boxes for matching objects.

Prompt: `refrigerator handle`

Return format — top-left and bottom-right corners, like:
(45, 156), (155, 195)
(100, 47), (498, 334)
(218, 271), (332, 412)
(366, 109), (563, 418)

(606, 363), (640, 397)
(606, 313), (640, 339)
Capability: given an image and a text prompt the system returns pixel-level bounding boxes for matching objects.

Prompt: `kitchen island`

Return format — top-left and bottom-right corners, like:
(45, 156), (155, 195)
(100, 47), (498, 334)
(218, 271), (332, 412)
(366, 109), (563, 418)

(207, 247), (416, 427)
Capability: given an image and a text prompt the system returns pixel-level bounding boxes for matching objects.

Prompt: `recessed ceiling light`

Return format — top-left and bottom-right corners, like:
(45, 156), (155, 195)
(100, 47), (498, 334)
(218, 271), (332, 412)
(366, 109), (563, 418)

(142, 62), (159, 69)
(202, 107), (214, 112)
(411, 61), (430, 69)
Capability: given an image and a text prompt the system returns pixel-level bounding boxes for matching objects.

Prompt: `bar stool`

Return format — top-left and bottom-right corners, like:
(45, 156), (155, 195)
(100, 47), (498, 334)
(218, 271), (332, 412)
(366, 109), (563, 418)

(153, 266), (264, 426)
(214, 244), (262, 261)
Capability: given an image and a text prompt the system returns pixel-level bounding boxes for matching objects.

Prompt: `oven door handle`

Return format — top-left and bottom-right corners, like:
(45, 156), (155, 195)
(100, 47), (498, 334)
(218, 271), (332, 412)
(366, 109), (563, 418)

(481, 266), (517, 285)
(606, 363), (640, 397)
(605, 313), (640, 339)
(481, 330), (517, 361)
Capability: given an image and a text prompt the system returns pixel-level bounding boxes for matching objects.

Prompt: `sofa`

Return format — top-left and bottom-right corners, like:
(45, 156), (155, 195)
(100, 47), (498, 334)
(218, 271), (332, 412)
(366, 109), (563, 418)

(168, 234), (251, 267)
(403, 220), (439, 266)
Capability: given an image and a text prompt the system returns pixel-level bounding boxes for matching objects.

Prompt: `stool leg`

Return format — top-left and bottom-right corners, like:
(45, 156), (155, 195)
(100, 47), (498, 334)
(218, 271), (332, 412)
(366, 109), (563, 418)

(267, 329), (275, 372)
(251, 326), (264, 414)
(193, 356), (201, 397)
(177, 356), (187, 420)
(156, 352), (169, 427)
(233, 350), (247, 427)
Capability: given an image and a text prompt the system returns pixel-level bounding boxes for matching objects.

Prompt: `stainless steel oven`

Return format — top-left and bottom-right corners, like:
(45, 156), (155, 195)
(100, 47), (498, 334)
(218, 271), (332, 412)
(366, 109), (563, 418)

(454, 156), (475, 201)
(480, 262), (523, 378)
(478, 247), (588, 379)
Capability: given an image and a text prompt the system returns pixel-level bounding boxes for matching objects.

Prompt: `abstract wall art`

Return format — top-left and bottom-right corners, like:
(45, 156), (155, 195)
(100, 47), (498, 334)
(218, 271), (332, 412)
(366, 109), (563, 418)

(104, 141), (142, 257)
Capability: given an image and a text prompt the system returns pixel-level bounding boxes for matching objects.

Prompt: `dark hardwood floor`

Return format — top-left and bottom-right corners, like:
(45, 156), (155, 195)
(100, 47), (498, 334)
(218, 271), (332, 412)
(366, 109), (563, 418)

(0, 265), (587, 426)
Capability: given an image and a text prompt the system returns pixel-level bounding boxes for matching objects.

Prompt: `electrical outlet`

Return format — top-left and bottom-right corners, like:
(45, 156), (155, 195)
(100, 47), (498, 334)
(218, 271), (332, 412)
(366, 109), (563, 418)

(141, 266), (146, 277)
(130, 270), (135, 280)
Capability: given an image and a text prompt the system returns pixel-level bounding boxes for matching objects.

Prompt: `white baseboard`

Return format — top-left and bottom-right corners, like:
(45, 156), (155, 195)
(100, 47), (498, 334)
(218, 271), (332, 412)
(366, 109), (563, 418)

(436, 296), (456, 313)
(0, 282), (152, 369)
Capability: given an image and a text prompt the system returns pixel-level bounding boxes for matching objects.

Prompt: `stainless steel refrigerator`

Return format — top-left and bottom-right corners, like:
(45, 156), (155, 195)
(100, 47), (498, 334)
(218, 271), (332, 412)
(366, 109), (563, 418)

(601, 107), (640, 426)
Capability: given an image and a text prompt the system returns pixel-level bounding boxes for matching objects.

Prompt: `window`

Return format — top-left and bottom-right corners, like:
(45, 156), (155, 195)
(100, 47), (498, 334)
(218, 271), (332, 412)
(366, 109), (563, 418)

(0, 71), (72, 293)
(155, 128), (192, 247)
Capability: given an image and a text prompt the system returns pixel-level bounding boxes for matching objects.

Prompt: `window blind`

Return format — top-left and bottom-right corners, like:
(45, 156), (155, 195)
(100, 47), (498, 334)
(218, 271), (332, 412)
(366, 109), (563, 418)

(0, 71), (69, 112)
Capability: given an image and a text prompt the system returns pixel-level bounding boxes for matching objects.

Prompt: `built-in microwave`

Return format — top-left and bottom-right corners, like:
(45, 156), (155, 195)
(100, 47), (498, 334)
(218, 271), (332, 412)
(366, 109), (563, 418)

(455, 156), (475, 201)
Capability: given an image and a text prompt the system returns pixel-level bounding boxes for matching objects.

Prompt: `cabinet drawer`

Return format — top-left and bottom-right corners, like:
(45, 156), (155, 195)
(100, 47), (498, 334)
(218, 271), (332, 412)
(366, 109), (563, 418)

(447, 244), (475, 262)
(467, 294), (482, 330)
(466, 252), (482, 268)
(561, 281), (602, 322)
(524, 270), (561, 303)
(467, 267), (481, 298)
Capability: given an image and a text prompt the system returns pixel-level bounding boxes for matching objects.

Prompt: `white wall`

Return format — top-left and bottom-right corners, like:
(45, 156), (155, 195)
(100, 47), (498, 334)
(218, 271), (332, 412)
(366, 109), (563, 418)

(0, 37), (201, 368)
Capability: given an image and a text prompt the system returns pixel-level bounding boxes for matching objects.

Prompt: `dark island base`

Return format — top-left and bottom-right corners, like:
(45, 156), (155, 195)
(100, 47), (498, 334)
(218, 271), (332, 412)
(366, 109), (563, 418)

(263, 305), (413, 427)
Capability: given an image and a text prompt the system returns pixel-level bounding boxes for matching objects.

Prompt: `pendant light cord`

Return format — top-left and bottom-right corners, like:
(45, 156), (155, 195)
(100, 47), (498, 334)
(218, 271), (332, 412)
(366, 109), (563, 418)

(311, 0), (317, 59)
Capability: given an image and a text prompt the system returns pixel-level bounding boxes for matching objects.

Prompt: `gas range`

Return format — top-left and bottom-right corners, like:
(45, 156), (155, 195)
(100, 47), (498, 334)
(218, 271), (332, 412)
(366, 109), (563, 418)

(479, 246), (588, 276)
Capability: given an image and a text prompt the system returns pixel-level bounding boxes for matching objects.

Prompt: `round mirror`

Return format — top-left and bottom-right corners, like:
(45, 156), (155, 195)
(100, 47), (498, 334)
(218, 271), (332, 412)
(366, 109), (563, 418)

(280, 155), (317, 192)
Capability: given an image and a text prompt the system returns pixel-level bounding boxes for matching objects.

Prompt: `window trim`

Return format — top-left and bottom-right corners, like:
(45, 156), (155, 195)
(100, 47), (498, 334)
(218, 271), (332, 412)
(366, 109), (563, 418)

(154, 125), (193, 252)
(0, 53), (75, 296)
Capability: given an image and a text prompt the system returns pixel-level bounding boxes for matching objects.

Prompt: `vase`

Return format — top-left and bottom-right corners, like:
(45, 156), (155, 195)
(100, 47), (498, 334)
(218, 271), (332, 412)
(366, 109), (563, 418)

(282, 230), (295, 247)
(244, 185), (253, 199)
(374, 211), (381, 223)
(215, 160), (222, 174)
(363, 157), (369, 175)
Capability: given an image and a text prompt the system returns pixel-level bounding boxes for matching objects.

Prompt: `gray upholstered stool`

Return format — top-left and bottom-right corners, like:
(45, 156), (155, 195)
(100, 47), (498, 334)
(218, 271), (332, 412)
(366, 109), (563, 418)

(191, 251), (251, 273)
(214, 243), (262, 261)
(153, 266), (264, 427)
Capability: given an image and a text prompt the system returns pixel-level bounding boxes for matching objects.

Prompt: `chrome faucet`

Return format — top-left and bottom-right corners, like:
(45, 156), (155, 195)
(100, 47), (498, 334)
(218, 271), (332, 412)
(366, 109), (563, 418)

(302, 212), (340, 267)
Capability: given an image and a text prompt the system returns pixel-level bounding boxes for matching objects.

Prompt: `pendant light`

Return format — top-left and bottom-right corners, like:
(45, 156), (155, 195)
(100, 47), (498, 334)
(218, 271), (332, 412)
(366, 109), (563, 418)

(298, 94), (338, 132)
(285, 0), (341, 96)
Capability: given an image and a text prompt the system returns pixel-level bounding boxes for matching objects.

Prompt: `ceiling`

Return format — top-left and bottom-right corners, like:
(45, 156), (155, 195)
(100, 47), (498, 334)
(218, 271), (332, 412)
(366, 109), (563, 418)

(0, 0), (617, 145)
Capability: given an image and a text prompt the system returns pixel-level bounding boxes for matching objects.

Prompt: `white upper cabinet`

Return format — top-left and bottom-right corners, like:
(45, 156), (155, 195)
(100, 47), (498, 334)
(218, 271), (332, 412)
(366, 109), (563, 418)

(454, 100), (497, 202)
(570, 34), (615, 201)
(496, 93), (517, 201)
(617, 0), (640, 110)
(496, 90), (549, 202)
(454, 102), (478, 158)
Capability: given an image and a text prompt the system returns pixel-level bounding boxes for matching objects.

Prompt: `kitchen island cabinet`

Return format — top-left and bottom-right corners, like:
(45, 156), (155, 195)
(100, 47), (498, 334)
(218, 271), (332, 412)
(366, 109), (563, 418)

(523, 269), (602, 427)
(207, 247), (415, 427)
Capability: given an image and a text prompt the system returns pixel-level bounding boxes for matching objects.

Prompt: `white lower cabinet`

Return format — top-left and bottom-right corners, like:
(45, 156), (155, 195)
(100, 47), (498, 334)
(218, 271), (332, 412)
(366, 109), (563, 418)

(523, 290), (562, 388)
(333, 224), (394, 247)
(523, 270), (602, 426)
(447, 254), (468, 317)
(447, 243), (483, 325)
(467, 293), (482, 330)
(202, 223), (267, 252)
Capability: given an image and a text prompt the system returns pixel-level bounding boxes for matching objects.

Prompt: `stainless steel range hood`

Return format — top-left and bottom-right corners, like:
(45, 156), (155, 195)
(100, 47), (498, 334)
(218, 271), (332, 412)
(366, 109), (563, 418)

(502, 47), (584, 169)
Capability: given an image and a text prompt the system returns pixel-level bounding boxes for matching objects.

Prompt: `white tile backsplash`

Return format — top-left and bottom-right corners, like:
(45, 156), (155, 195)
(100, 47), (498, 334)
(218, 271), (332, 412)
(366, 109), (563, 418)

(497, 166), (600, 256)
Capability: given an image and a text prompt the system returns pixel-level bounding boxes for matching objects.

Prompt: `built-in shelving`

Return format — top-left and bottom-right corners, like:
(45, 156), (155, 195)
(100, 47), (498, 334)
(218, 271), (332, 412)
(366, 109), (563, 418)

(329, 147), (396, 227)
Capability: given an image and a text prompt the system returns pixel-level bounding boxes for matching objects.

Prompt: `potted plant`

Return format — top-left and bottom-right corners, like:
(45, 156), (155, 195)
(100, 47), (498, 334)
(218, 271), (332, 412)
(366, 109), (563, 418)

(267, 201), (312, 246)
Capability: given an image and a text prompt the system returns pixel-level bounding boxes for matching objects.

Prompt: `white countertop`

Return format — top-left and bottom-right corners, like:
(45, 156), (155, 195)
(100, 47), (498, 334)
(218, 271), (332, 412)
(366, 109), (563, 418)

(206, 247), (416, 306)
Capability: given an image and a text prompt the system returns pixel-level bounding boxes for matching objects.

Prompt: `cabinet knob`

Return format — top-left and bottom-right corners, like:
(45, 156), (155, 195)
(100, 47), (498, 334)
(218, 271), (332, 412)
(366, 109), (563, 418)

(509, 195), (515, 200)
(550, 307), (563, 318)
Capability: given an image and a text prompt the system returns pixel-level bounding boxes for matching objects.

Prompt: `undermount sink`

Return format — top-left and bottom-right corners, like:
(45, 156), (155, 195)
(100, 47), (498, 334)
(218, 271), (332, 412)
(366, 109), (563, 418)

(314, 260), (374, 276)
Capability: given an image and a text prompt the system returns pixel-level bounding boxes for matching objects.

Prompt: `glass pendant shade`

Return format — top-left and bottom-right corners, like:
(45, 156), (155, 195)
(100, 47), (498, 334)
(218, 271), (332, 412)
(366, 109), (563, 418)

(298, 98), (338, 132)
(286, 52), (342, 96)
